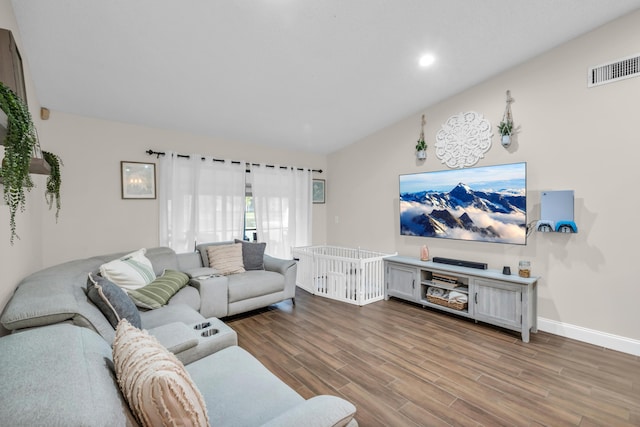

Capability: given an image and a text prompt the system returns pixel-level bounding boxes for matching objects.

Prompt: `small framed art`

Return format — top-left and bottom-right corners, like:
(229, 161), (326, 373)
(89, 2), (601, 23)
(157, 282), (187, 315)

(312, 179), (325, 204)
(121, 161), (156, 199)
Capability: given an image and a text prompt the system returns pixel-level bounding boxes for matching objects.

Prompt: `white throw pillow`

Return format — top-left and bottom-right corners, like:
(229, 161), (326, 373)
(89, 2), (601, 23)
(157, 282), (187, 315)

(206, 244), (245, 275)
(112, 319), (210, 427)
(99, 248), (156, 291)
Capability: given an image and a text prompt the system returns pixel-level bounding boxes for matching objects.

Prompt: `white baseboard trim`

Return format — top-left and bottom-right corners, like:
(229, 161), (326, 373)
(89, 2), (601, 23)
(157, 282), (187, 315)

(538, 317), (640, 356)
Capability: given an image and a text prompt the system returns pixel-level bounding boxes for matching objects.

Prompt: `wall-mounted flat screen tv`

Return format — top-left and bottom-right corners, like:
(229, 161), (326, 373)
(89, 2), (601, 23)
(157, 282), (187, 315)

(399, 162), (527, 245)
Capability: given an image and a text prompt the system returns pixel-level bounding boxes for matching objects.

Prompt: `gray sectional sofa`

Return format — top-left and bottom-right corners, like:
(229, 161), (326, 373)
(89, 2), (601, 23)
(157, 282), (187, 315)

(0, 323), (357, 426)
(0, 243), (358, 427)
(1, 243), (297, 346)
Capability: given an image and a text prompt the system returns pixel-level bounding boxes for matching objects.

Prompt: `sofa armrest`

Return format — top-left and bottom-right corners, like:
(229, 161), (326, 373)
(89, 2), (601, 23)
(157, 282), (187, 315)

(263, 254), (296, 275)
(148, 322), (199, 354)
(182, 267), (218, 279)
(188, 275), (229, 318)
(264, 255), (297, 300)
(261, 396), (357, 427)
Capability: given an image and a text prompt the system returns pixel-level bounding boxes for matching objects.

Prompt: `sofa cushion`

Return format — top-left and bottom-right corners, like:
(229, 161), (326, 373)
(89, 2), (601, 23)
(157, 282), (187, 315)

(228, 270), (285, 303)
(100, 248), (156, 291)
(143, 246), (181, 276)
(113, 319), (210, 427)
(0, 324), (137, 426)
(127, 269), (190, 309)
(206, 243), (245, 275)
(167, 285), (202, 312)
(87, 272), (142, 329)
(1, 258), (105, 331)
(235, 239), (266, 270)
(187, 345), (304, 426)
(261, 396), (357, 427)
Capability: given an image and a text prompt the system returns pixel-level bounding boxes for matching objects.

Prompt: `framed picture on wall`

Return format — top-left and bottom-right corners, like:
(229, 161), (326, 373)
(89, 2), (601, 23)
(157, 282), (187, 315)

(121, 161), (156, 199)
(313, 179), (325, 204)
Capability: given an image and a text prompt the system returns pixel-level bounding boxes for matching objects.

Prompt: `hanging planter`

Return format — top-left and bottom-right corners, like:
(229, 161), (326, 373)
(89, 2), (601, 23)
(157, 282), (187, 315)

(498, 90), (515, 148)
(497, 120), (513, 146)
(415, 114), (427, 160)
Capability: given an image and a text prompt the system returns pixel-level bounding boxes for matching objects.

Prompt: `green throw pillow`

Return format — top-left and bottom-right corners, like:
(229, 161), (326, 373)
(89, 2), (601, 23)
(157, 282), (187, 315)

(127, 270), (190, 309)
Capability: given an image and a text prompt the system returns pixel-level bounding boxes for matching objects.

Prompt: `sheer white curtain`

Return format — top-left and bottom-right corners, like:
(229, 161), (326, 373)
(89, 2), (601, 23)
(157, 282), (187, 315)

(252, 166), (312, 259)
(159, 152), (199, 253)
(159, 152), (246, 253)
(195, 158), (246, 244)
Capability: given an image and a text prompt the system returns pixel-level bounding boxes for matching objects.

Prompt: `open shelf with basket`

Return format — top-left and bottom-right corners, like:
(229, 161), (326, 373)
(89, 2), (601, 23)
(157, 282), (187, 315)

(420, 271), (470, 315)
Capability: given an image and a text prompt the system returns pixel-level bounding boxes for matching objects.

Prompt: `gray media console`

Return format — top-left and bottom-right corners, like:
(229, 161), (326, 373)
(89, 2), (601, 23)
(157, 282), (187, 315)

(384, 256), (539, 342)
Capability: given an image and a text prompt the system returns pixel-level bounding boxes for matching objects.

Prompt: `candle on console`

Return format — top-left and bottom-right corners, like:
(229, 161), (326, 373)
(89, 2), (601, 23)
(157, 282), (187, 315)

(420, 245), (429, 261)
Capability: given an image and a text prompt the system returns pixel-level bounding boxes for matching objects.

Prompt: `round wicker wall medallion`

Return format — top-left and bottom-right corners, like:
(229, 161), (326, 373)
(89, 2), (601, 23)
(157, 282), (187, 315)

(435, 111), (493, 168)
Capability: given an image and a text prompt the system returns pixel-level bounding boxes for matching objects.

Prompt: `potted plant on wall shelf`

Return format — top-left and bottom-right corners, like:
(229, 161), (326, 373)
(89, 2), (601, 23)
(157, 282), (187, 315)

(0, 81), (62, 243)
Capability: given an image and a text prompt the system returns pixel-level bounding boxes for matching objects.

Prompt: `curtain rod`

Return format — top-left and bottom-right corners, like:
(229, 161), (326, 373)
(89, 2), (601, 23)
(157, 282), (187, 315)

(145, 150), (323, 173)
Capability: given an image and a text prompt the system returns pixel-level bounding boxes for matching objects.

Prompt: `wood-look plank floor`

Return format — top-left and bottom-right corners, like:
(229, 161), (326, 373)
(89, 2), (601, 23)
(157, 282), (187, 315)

(225, 288), (640, 426)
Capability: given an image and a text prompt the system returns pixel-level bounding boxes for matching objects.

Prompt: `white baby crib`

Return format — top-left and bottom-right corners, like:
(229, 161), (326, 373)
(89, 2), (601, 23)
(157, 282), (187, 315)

(292, 245), (395, 306)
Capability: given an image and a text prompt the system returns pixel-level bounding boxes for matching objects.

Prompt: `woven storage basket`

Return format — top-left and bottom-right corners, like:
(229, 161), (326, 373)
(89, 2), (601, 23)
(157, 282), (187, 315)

(427, 294), (467, 311)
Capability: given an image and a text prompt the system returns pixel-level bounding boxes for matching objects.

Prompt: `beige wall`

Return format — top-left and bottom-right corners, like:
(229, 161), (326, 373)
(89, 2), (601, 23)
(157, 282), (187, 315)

(328, 10), (640, 342)
(37, 112), (327, 267)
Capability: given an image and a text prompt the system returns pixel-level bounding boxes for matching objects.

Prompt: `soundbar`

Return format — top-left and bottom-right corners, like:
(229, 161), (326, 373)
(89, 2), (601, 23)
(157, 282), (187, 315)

(432, 257), (487, 270)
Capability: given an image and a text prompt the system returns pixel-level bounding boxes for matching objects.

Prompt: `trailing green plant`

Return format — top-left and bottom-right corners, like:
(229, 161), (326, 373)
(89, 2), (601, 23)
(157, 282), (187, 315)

(0, 81), (38, 244)
(42, 151), (62, 220)
(497, 120), (513, 136)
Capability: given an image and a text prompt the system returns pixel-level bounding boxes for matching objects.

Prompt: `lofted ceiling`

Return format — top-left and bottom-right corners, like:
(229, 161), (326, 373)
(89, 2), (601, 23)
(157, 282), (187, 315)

(10, 0), (640, 154)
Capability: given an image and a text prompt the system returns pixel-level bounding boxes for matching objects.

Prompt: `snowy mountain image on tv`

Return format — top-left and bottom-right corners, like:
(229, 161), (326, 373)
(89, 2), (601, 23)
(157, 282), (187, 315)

(399, 162), (527, 245)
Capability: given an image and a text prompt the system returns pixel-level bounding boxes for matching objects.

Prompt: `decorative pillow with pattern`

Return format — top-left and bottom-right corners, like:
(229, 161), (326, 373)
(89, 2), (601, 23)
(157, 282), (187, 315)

(127, 269), (190, 309)
(206, 243), (245, 275)
(112, 319), (210, 427)
(86, 272), (141, 329)
(99, 248), (156, 291)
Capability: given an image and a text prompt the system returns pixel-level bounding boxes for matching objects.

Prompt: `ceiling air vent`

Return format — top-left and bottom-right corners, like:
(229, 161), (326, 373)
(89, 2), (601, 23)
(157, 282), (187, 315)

(588, 53), (640, 87)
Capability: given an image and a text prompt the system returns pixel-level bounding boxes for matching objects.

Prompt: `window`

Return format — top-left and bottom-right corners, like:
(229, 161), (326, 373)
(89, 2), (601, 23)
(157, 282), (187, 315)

(158, 153), (246, 253)
(244, 194), (257, 242)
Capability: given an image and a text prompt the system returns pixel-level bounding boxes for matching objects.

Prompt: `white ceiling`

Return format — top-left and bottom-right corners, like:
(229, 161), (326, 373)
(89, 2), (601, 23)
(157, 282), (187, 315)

(11, 1), (640, 154)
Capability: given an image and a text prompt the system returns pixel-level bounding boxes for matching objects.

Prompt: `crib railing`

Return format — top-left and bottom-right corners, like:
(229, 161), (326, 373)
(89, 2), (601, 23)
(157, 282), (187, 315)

(292, 246), (395, 306)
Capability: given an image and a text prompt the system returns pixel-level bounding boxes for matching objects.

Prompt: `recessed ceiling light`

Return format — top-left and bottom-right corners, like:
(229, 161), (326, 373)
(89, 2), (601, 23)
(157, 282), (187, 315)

(419, 54), (436, 68)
